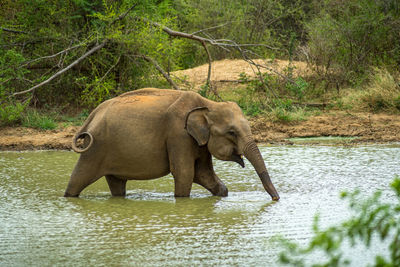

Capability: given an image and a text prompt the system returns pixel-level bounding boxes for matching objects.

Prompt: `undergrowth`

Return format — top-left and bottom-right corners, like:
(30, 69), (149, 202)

(0, 103), (89, 130)
(21, 109), (58, 130)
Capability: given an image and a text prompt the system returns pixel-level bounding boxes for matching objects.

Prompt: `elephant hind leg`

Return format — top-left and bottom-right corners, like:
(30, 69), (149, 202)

(64, 157), (103, 197)
(106, 175), (127, 196)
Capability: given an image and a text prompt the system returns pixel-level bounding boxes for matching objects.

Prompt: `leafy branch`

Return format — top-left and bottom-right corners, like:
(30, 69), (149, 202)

(279, 176), (400, 266)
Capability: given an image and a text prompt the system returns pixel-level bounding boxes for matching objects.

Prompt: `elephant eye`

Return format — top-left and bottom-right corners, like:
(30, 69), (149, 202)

(227, 130), (236, 137)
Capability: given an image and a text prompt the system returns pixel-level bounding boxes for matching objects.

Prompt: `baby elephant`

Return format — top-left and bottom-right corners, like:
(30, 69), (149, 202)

(65, 88), (280, 201)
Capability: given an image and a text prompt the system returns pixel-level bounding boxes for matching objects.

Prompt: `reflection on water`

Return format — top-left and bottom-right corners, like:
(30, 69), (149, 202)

(0, 145), (399, 266)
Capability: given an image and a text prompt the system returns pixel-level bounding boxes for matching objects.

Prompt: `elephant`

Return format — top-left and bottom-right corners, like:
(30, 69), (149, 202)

(64, 88), (280, 201)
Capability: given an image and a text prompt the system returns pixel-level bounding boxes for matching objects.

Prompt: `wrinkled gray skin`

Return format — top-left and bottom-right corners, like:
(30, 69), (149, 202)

(65, 88), (280, 201)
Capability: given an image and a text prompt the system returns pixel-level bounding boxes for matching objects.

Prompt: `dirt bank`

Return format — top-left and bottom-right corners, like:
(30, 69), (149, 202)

(0, 111), (399, 151)
(250, 111), (400, 144)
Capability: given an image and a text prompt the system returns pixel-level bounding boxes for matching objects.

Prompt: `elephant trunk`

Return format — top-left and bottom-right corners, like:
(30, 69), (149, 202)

(243, 140), (280, 201)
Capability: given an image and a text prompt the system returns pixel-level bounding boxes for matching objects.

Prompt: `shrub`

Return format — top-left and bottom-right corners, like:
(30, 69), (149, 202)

(0, 102), (26, 126)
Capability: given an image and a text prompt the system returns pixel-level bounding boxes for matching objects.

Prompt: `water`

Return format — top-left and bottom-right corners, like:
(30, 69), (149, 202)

(0, 145), (399, 266)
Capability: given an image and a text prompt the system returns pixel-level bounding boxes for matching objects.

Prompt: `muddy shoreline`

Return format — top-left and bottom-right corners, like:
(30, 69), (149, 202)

(1, 111), (399, 151)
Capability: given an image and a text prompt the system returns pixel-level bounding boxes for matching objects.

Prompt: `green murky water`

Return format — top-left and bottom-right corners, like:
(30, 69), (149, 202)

(1, 144), (399, 266)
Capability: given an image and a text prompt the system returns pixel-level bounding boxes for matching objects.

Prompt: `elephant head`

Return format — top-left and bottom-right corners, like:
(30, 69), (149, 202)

(185, 102), (280, 201)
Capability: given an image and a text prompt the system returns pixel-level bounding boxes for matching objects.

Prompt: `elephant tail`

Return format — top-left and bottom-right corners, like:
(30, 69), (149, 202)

(71, 131), (93, 153)
(71, 104), (100, 153)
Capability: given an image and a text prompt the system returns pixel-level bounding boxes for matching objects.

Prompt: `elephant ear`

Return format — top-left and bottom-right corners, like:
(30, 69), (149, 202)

(185, 107), (210, 146)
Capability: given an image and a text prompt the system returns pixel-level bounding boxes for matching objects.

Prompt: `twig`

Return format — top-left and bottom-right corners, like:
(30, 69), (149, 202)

(97, 55), (121, 84)
(0, 27), (27, 34)
(20, 43), (84, 68)
(134, 54), (180, 90)
(111, 3), (138, 25)
(12, 40), (108, 97)
(191, 22), (232, 35)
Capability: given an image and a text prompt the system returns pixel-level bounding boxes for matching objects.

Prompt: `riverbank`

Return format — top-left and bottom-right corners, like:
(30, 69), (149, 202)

(1, 111), (399, 151)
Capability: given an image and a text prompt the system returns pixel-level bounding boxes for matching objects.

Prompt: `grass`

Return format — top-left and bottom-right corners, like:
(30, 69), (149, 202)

(22, 109), (58, 130)
(269, 105), (311, 122)
(339, 68), (400, 112)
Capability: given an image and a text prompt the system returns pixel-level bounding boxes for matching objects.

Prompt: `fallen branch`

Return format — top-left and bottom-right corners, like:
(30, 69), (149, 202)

(142, 18), (226, 98)
(11, 3), (138, 97)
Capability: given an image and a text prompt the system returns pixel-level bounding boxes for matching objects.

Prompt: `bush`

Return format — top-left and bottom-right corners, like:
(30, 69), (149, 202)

(279, 176), (400, 266)
(0, 102), (26, 126)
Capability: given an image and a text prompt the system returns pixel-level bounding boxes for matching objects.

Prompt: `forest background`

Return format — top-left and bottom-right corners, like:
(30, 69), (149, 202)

(0, 0), (399, 128)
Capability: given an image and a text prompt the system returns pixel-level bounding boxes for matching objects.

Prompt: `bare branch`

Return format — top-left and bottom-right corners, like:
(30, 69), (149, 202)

(20, 43), (84, 68)
(143, 18), (280, 52)
(143, 19), (215, 45)
(191, 22), (232, 35)
(134, 54), (180, 90)
(12, 40), (108, 97)
(213, 42), (279, 50)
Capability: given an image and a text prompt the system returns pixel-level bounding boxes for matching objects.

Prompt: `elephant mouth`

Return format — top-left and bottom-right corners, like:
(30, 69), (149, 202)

(231, 153), (245, 168)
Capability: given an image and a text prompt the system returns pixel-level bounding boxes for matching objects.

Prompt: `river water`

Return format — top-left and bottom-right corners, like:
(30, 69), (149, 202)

(0, 144), (399, 266)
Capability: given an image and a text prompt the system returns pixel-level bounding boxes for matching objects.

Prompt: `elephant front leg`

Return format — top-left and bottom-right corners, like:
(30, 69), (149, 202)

(171, 161), (194, 197)
(168, 141), (196, 197)
(194, 150), (228, 197)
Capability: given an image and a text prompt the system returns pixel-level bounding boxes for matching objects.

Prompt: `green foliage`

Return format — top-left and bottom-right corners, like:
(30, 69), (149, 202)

(285, 65), (309, 101)
(270, 99), (310, 122)
(0, 102), (27, 126)
(22, 109), (57, 130)
(279, 176), (400, 266)
(305, 0), (400, 86)
(81, 76), (118, 107)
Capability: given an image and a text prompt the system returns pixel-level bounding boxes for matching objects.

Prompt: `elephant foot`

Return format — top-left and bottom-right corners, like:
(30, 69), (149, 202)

(64, 191), (80, 197)
(211, 183), (228, 197)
